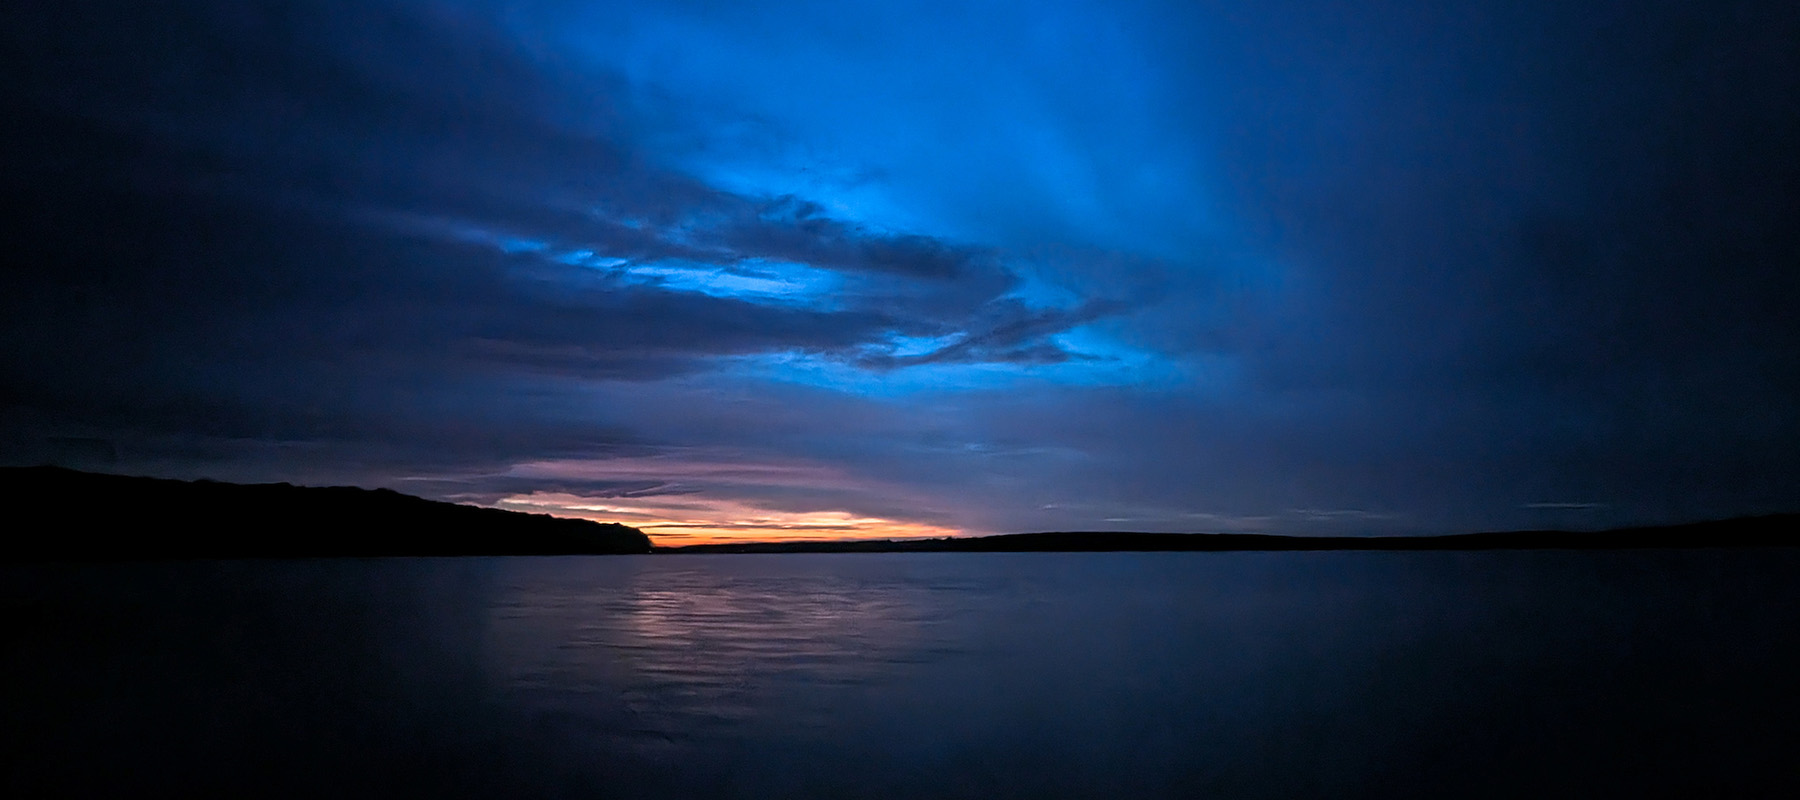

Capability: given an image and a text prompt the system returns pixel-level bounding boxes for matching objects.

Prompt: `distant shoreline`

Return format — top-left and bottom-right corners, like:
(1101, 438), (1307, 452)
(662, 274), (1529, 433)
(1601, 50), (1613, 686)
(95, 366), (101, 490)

(654, 517), (1800, 554)
(3, 466), (1793, 560)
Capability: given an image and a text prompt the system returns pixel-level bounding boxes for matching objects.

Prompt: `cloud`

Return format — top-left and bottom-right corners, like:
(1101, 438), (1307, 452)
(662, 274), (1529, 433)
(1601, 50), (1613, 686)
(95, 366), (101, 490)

(719, 195), (982, 279)
(0, 0), (1111, 476)
(857, 297), (1129, 369)
(3, 0), (1796, 539)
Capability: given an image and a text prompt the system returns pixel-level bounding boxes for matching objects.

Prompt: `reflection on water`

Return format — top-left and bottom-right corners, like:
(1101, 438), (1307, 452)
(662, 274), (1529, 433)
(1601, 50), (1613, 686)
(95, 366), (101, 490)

(484, 558), (990, 770)
(5, 551), (1800, 798)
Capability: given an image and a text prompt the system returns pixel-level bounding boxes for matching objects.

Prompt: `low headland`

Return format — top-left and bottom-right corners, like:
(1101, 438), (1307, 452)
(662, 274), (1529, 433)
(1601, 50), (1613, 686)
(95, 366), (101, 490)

(3, 466), (1793, 559)
(1, 466), (653, 559)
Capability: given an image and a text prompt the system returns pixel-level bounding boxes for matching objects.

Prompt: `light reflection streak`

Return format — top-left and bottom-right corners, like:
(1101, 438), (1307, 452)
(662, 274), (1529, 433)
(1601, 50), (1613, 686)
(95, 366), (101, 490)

(481, 559), (976, 753)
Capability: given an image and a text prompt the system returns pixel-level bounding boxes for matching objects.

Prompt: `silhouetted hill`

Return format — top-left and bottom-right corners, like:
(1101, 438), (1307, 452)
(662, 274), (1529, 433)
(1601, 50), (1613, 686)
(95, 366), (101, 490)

(0, 467), (651, 559)
(659, 516), (1800, 553)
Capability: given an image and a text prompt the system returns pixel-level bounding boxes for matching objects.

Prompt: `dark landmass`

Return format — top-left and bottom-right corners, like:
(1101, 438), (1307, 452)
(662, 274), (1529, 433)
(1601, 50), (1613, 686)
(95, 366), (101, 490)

(5, 466), (1792, 559)
(0, 466), (652, 559)
(660, 516), (1800, 554)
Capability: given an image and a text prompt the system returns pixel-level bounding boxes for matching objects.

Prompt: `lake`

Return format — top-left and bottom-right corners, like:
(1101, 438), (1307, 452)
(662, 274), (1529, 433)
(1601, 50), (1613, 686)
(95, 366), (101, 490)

(5, 551), (1798, 798)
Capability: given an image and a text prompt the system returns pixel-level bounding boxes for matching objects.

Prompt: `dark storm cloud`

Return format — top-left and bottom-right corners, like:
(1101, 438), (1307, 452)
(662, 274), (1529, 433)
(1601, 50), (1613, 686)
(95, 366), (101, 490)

(858, 298), (1126, 369)
(720, 195), (979, 279)
(1005, 0), (1800, 529)
(1197, 0), (1800, 393)
(0, 0), (1039, 482)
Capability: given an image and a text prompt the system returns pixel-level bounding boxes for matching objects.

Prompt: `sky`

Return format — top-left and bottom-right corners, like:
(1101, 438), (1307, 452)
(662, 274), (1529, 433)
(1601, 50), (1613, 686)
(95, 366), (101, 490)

(3, 0), (1797, 544)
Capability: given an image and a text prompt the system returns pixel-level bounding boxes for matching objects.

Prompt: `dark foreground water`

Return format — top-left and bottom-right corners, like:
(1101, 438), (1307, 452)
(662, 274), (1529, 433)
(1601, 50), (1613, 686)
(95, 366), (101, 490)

(5, 551), (1798, 798)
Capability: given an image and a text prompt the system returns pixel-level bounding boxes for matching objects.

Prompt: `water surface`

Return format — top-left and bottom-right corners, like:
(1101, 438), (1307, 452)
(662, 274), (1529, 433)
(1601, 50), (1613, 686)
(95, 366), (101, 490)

(5, 551), (1797, 797)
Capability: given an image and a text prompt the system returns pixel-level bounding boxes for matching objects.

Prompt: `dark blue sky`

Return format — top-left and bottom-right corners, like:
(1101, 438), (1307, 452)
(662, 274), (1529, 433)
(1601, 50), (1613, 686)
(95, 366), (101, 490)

(4, 0), (1797, 541)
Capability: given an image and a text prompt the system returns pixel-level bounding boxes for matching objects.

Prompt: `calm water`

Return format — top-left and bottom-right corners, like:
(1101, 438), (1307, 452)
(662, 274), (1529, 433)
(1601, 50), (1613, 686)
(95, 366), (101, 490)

(5, 551), (1798, 798)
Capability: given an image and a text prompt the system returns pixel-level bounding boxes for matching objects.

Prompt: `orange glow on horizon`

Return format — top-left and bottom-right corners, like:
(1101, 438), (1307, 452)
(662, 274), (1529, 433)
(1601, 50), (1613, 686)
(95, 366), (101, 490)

(493, 491), (963, 546)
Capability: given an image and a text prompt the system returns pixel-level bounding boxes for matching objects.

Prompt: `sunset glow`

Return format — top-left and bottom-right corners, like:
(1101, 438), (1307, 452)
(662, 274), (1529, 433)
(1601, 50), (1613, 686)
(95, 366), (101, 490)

(484, 455), (964, 545)
(495, 491), (961, 546)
